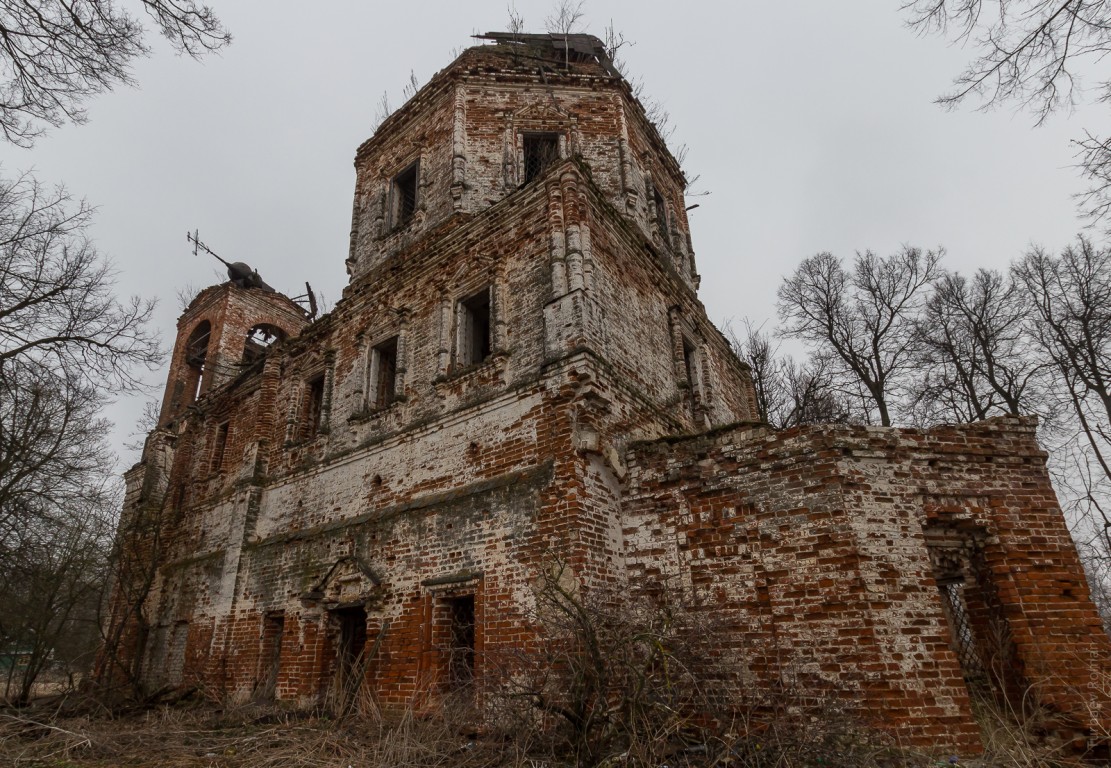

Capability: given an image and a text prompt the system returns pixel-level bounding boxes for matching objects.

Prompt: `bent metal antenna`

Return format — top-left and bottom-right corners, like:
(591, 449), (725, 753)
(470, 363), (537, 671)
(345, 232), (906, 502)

(187, 229), (317, 319)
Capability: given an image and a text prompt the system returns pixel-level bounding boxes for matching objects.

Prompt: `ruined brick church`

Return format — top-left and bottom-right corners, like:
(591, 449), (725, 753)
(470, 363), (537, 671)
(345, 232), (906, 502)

(109, 33), (1111, 752)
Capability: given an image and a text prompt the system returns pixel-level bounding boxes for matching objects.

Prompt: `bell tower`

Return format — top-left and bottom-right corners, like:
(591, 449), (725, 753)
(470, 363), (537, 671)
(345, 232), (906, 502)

(158, 278), (308, 426)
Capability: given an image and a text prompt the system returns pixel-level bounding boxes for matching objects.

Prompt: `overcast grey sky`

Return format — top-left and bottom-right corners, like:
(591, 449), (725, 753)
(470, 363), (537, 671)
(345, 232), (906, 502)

(0, 1), (1099, 465)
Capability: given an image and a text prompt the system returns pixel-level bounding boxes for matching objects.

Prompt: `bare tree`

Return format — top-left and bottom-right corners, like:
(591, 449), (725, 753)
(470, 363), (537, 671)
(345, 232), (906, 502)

(777, 247), (943, 426)
(1, 484), (115, 705)
(0, 172), (161, 392)
(913, 268), (1046, 424)
(728, 321), (851, 429)
(497, 562), (736, 767)
(0, 366), (114, 551)
(1013, 237), (1111, 571)
(401, 70), (420, 101)
(545, 0), (585, 68)
(507, 3), (526, 36)
(903, 0), (1111, 228)
(545, 0), (585, 35)
(0, 0), (229, 147)
(0, 172), (161, 701)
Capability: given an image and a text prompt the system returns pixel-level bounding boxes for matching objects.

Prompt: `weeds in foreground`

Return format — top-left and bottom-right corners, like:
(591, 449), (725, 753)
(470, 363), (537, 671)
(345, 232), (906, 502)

(1, 694), (1104, 768)
(0, 702), (929, 768)
(0, 705), (520, 768)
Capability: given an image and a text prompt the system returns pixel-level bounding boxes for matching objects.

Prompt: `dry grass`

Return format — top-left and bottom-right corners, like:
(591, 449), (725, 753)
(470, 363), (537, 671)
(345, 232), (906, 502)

(0, 699), (1098, 768)
(0, 704), (533, 768)
(0, 701), (948, 768)
(967, 693), (1095, 768)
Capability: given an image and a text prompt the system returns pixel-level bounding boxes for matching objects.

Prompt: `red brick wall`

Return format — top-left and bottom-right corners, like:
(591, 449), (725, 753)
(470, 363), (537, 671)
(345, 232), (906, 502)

(623, 417), (1111, 749)
(105, 39), (1108, 757)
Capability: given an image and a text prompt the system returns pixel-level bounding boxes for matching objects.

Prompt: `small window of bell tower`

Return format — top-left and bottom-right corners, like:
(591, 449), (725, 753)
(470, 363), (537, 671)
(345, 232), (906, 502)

(523, 133), (560, 184)
(393, 162), (419, 227)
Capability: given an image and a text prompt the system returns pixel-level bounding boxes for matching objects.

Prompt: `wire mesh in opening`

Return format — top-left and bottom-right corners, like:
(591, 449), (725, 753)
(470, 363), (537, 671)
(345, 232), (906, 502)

(393, 162), (418, 225)
(523, 133), (559, 184)
(938, 578), (984, 680)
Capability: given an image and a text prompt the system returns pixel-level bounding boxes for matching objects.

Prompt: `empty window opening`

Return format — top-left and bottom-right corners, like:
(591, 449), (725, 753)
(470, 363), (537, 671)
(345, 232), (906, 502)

(258, 614), (284, 702)
(393, 162), (419, 226)
(523, 133), (560, 184)
(211, 422), (229, 472)
(303, 374), (325, 439)
(243, 323), (286, 365)
(682, 337), (698, 392)
(457, 288), (492, 367)
(331, 607), (368, 712)
(370, 336), (398, 409)
(184, 321), (211, 403)
(937, 577), (985, 682)
(446, 595), (475, 689)
(653, 188), (669, 242)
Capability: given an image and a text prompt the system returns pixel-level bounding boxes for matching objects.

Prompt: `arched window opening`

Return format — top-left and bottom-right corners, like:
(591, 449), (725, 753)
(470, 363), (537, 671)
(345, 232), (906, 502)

(185, 321), (211, 402)
(243, 323), (287, 365)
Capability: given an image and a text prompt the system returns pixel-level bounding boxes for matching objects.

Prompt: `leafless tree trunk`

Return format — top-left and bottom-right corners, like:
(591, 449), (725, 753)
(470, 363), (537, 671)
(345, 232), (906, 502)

(0, 171), (162, 702)
(912, 268), (1046, 424)
(777, 247), (942, 426)
(1013, 237), (1111, 575)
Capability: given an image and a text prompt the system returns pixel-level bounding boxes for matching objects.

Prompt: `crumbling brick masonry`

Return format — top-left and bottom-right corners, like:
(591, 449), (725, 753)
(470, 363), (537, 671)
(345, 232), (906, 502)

(104, 33), (1111, 753)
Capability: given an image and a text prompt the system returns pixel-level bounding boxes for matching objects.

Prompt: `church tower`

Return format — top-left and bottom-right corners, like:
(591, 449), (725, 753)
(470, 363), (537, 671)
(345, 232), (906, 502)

(105, 33), (1110, 753)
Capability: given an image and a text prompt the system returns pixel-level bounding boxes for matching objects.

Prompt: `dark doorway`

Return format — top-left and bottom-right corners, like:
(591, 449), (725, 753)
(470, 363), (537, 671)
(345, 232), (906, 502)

(446, 595), (475, 689)
(457, 289), (492, 367)
(331, 606), (367, 712)
(258, 614), (284, 702)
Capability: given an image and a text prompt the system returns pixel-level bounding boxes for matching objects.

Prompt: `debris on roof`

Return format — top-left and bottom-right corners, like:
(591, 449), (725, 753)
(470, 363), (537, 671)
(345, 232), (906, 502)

(472, 32), (621, 77)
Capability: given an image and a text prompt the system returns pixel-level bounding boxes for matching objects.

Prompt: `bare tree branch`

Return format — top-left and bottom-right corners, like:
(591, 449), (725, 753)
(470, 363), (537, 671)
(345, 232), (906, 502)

(913, 267), (1049, 424)
(0, 0), (229, 146)
(0, 171), (161, 392)
(904, 0), (1111, 228)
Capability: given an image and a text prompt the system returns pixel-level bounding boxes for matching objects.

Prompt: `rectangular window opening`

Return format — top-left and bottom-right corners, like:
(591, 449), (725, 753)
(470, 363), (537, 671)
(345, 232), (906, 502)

(371, 336), (398, 409)
(446, 595), (475, 689)
(304, 374), (325, 439)
(211, 422), (229, 471)
(393, 162), (418, 226)
(682, 338), (698, 392)
(523, 133), (560, 184)
(457, 288), (492, 368)
(653, 187), (669, 242)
